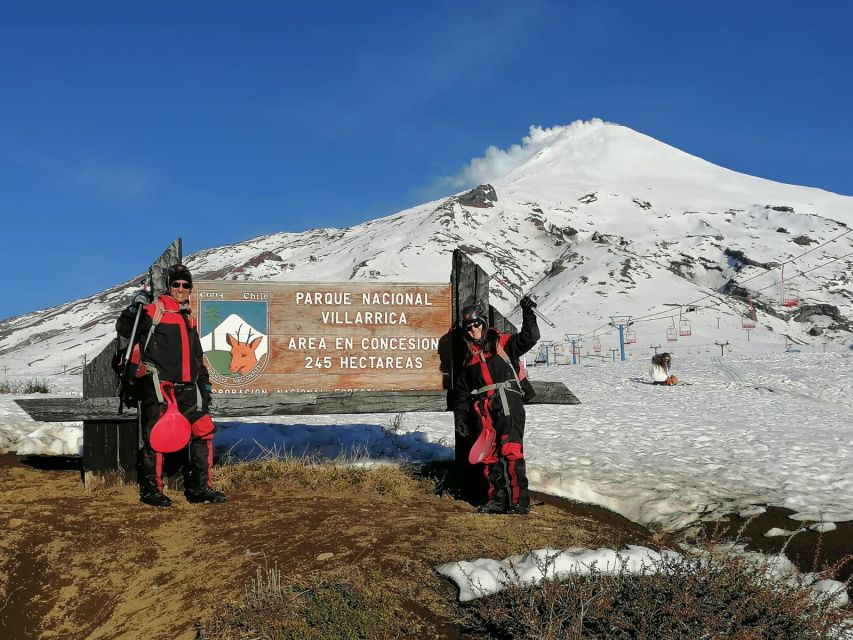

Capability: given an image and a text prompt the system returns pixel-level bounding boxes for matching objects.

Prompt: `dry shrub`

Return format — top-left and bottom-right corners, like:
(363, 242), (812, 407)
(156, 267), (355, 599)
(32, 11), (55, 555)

(462, 546), (852, 640)
(0, 378), (52, 394)
(197, 564), (405, 640)
(213, 448), (433, 498)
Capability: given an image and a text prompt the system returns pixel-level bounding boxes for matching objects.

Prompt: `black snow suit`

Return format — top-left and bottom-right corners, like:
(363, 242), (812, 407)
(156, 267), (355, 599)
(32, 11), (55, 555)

(116, 294), (215, 494)
(453, 307), (539, 511)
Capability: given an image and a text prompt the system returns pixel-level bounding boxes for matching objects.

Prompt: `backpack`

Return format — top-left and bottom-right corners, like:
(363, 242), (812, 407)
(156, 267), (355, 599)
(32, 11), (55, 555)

(112, 301), (168, 410)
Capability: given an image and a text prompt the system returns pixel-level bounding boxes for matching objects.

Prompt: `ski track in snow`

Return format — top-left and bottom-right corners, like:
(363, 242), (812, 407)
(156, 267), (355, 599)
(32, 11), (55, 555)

(1, 352), (852, 533)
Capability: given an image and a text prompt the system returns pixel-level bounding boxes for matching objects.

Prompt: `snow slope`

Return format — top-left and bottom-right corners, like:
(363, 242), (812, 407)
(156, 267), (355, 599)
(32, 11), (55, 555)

(2, 119), (851, 380)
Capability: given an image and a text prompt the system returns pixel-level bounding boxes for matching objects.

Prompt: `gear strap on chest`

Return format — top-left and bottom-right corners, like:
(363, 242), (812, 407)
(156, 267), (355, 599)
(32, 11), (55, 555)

(470, 336), (525, 418)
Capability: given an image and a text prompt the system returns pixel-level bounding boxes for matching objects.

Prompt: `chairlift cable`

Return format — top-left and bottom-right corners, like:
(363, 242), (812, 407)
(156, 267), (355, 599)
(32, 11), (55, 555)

(575, 231), (853, 339)
(593, 238), (853, 333)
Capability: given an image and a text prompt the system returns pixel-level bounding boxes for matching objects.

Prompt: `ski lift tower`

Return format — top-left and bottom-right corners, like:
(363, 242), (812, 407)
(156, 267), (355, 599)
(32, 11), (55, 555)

(609, 316), (632, 362)
(565, 334), (583, 365)
(539, 340), (555, 366)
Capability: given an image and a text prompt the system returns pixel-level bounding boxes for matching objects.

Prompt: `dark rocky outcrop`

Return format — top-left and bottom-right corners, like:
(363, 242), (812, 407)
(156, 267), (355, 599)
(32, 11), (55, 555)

(591, 231), (627, 246)
(724, 248), (781, 271)
(457, 184), (497, 208)
(722, 281), (784, 321)
(792, 303), (853, 332)
(792, 235), (815, 246)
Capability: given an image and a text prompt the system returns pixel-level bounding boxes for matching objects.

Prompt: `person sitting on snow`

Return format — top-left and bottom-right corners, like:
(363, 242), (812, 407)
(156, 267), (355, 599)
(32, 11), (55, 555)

(650, 352), (678, 385)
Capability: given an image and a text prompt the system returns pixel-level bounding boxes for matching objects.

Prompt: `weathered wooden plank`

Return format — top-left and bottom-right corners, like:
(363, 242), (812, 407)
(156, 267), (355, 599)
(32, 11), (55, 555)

(451, 248), (491, 325)
(83, 337), (121, 400)
(15, 381), (579, 422)
(83, 420), (138, 478)
(17, 397), (128, 423)
(528, 381), (580, 404)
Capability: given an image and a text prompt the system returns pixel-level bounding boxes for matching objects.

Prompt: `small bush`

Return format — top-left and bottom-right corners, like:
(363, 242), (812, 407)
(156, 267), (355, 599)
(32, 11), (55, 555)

(197, 565), (405, 640)
(462, 547), (851, 640)
(0, 378), (52, 394)
(24, 378), (51, 394)
(213, 448), (433, 498)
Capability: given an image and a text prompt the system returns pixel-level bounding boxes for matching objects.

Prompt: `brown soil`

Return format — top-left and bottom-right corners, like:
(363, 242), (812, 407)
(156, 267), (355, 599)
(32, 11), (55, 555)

(0, 454), (650, 639)
(701, 507), (853, 583)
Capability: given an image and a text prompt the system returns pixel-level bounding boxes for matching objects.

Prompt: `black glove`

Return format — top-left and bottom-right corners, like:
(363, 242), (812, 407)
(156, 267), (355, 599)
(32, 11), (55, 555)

(201, 382), (212, 413)
(130, 289), (152, 308)
(519, 295), (537, 311)
(454, 415), (469, 438)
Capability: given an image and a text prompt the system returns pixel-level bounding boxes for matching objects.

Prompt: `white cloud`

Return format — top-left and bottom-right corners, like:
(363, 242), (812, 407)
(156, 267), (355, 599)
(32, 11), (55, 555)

(415, 119), (604, 202)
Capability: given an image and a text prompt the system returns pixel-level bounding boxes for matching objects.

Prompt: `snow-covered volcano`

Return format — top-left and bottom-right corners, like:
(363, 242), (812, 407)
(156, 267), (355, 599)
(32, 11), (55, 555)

(2, 119), (852, 376)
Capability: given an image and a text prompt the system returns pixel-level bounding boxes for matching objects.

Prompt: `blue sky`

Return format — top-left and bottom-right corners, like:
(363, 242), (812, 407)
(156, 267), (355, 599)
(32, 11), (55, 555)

(1, 1), (851, 320)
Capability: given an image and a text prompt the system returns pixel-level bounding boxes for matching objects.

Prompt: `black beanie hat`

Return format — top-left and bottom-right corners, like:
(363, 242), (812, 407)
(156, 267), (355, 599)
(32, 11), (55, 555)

(167, 264), (193, 287)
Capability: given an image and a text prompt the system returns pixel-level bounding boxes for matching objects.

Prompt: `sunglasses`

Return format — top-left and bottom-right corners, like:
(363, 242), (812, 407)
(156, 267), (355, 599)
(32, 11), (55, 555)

(170, 282), (192, 290)
(464, 321), (484, 331)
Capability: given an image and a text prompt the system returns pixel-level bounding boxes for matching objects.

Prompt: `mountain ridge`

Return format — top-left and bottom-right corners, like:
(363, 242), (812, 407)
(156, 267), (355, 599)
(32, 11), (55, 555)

(2, 119), (852, 375)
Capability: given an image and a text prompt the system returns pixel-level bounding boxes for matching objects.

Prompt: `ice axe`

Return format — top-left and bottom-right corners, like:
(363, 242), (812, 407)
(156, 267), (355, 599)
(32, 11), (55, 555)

(123, 269), (153, 366)
(117, 268), (153, 415)
(488, 272), (557, 328)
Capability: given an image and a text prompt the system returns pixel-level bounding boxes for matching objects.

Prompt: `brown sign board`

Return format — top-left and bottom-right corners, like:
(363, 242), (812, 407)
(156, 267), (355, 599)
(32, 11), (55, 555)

(190, 282), (451, 395)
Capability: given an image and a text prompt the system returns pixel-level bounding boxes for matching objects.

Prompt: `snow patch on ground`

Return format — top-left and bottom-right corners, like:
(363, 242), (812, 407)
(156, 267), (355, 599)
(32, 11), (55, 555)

(2, 351), (852, 534)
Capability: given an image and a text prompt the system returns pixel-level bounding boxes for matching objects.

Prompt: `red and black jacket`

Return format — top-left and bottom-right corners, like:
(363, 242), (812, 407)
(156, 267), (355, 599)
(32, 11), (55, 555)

(453, 308), (539, 423)
(117, 294), (209, 388)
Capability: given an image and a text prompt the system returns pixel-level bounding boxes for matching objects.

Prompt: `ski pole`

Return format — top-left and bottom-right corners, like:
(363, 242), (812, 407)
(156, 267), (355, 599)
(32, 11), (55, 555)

(488, 273), (557, 328)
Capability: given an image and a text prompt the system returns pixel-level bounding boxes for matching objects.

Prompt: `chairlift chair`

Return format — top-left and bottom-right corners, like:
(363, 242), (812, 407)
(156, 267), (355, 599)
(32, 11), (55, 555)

(782, 283), (800, 307)
(780, 265), (800, 307)
(743, 295), (757, 327)
(593, 336), (602, 353)
(625, 328), (636, 344)
(667, 326), (678, 342)
(679, 319), (692, 336)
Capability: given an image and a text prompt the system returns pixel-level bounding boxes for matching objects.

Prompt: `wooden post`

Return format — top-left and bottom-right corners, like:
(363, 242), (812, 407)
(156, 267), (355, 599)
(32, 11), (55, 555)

(82, 339), (138, 487)
(447, 249), (529, 502)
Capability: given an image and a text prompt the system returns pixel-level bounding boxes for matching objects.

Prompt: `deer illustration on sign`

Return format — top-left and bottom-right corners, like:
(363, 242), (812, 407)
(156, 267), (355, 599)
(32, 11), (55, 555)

(226, 324), (263, 374)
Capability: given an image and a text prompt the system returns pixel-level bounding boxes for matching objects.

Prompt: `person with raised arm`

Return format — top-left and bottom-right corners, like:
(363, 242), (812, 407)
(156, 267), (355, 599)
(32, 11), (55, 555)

(453, 296), (540, 514)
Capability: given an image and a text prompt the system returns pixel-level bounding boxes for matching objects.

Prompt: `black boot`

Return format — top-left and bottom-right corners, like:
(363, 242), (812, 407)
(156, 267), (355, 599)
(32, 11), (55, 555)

(140, 489), (172, 508)
(477, 500), (508, 514)
(186, 487), (227, 504)
(508, 501), (530, 515)
(477, 488), (508, 514)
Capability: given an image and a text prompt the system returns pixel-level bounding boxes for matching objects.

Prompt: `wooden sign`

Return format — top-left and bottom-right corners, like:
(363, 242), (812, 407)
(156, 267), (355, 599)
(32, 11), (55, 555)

(190, 282), (451, 394)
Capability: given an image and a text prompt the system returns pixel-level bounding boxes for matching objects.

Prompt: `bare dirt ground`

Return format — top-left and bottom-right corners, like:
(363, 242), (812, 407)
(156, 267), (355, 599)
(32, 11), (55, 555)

(0, 454), (651, 639)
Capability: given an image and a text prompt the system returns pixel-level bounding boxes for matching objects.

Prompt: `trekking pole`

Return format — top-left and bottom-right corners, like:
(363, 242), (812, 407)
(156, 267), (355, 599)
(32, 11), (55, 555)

(488, 273), (557, 328)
